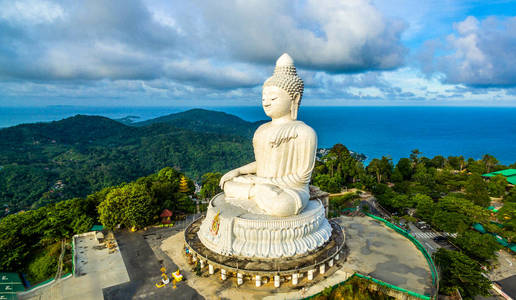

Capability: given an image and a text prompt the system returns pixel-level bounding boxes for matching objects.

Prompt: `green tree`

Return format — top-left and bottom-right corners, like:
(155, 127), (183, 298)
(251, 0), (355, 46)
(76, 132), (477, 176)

(312, 174), (341, 193)
(200, 172), (222, 200)
(431, 155), (446, 169)
(465, 174), (490, 207)
(467, 158), (485, 174)
(123, 183), (155, 229)
(147, 167), (195, 213)
(311, 144), (366, 191)
(391, 194), (414, 212)
(367, 158), (382, 184)
(98, 183), (159, 229)
(487, 174), (508, 197)
(391, 167), (404, 183)
(396, 158), (413, 180)
(0, 210), (43, 271)
(414, 194), (434, 221)
(431, 196), (488, 233)
(413, 163), (436, 187)
(434, 249), (491, 298)
(98, 188), (128, 230)
(410, 149), (421, 165)
(27, 243), (61, 283)
(448, 155), (465, 171)
(482, 154), (498, 173)
(454, 231), (502, 262)
(504, 187), (516, 203)
(375, 188), (399, 210)
(498, 202), (516, 241)
(367, 156), (392, 184)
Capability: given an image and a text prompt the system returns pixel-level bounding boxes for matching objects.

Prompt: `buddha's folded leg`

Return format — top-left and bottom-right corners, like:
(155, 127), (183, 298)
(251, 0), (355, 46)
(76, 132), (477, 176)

(224, 178), (269, 213)
(251, 184), (304, 217)
(224, 180), (254, 200)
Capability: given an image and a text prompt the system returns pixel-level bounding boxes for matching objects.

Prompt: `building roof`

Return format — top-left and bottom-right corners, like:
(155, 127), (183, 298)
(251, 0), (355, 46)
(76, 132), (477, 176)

(160, 209), (173, 217)
(90, 225), (104, 231)
(483, 169), (516, 185)
(0, 272), (24, 300)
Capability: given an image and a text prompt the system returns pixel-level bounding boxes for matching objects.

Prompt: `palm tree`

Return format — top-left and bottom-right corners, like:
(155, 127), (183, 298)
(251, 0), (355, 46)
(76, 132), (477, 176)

(410, 149), (421, 165)
(368, 159), (382, 184)
(458, 155), (465, 171)
(482, 154), (498, 173)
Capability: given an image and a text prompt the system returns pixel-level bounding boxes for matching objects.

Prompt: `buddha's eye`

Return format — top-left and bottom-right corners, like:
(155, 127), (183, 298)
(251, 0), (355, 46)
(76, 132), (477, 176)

(271, 97), (278, 101)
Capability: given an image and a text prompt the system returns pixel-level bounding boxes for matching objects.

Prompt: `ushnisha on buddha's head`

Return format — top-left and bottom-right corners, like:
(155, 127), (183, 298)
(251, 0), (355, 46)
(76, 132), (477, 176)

(262, 53), (304, 121)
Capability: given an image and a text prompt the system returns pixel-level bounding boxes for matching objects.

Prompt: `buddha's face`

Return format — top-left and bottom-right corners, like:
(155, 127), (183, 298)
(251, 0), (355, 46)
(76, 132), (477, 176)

(262, 86), (292, 119)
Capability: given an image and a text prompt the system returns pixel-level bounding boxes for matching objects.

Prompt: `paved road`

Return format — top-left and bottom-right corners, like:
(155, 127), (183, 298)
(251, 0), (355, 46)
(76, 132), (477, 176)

(103, 230), (203, 300)
(359, 194), (389, 218)
(410, 232), (457, 239)
(407, 223), (441, 254)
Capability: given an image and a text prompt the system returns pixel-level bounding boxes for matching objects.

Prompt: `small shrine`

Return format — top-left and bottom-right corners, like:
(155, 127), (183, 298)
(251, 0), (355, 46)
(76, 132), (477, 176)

(160, 209), (173, 225)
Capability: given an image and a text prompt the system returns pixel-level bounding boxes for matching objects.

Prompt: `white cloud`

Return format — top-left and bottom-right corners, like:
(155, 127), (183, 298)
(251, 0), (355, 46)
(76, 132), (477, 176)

(190, 0), (406, 72)
(435, 16), (516, 87)
(1, 0), (515, 106)
(0, 0), (65, 24)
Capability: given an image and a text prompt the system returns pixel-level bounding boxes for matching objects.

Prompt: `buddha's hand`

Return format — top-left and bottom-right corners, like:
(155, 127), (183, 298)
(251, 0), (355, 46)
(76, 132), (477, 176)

(219, 169), (241, 189)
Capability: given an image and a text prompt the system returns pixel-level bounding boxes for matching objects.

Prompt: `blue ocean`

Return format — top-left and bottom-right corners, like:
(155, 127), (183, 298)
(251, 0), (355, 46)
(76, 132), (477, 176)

(1, 106), (515, 165)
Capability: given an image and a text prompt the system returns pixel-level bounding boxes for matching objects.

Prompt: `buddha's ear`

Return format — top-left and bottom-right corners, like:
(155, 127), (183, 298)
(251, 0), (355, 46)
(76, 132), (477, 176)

(290, 92), (301, 120)
(293, 92), (301, 105)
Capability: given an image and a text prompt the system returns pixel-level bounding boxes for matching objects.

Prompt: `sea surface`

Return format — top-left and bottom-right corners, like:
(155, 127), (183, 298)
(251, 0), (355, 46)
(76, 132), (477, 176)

(1, 106), (515, 165)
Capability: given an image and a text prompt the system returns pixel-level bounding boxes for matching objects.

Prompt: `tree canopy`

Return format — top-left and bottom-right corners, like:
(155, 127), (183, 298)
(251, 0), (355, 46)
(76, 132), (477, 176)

(434, 249), (491, 298)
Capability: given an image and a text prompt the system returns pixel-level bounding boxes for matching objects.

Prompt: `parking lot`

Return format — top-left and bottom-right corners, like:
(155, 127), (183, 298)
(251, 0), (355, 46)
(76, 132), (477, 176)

(103, 228), (203, 300)
(20, 232), (130, 300)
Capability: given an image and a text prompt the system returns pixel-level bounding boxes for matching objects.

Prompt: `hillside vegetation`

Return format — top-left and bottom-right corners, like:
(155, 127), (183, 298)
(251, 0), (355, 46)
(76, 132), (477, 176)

(0, 109), (257, 212)
(0, 166), (194, 283)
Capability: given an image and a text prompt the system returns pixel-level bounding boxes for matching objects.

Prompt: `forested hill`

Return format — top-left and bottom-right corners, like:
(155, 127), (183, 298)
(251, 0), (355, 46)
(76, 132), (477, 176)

(0, 110), (256, 212)
(132, 108), (265, 137)
(0, 115), (133, 156)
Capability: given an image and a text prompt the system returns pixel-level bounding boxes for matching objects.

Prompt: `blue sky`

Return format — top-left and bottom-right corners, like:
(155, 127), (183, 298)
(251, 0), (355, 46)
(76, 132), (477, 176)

(0, 0), (516, 107)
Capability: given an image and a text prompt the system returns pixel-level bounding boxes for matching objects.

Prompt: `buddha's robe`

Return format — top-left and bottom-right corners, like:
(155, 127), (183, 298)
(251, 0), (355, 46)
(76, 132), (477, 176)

(224, 120), (317, 216)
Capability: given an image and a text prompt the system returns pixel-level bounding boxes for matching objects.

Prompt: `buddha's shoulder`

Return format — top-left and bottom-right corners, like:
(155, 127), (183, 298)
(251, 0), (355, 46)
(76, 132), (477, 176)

(255, 121), (315, 137)
(256, 120), (313, 130)
(292, 121), (316, 138)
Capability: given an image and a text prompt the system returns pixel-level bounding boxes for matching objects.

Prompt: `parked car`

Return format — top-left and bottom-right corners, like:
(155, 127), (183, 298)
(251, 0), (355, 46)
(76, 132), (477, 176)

(433, 236), (447, 242)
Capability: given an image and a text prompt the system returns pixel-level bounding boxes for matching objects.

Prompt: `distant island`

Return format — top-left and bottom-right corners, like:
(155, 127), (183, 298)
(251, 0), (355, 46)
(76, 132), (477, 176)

(115, 115), (141, 125)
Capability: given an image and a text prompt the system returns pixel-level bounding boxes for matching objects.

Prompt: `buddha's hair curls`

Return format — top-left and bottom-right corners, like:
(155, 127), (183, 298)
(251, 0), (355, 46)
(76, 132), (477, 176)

(263, 54), (304, 103)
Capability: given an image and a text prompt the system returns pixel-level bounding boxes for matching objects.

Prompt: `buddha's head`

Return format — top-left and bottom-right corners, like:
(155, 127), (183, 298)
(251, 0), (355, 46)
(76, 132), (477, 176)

(262, 53), (304, 120)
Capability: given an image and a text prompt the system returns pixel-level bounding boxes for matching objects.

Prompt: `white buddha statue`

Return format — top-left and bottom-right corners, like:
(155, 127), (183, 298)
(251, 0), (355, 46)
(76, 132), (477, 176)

(197, 54), (332, 258)
(219, 53), (317, 217)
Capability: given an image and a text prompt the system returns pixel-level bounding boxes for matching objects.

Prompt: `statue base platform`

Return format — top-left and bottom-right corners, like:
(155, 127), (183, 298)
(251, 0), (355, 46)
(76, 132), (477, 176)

(197, 194), (333, 258)
(184, 215), (345, 278)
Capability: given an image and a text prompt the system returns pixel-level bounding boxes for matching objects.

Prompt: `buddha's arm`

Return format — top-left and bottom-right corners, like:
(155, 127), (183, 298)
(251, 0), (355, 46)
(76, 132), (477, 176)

(236, 161), (257, 174)
(220, 161), (257, 189)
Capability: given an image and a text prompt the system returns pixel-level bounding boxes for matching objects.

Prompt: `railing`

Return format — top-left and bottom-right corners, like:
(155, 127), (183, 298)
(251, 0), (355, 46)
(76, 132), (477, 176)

(305, 209), (440, 300)
(18, 272), (72, 295)
(72, 236), (76, 277)
(304, 272), (432, 300)
(363, 212), (439, 299)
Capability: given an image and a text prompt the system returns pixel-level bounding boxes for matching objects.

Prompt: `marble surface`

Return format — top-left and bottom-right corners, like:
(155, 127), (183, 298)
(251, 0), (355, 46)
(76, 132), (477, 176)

(197, 195), (332, 258)
(219, 53), (316, 217)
